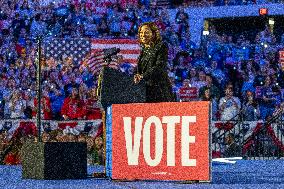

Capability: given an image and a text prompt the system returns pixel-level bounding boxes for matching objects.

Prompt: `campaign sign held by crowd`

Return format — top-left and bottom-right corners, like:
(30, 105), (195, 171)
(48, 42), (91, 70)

(179, 87), (198, 101)
(106, 102), (211, 181)
(279, 51), (284, 70)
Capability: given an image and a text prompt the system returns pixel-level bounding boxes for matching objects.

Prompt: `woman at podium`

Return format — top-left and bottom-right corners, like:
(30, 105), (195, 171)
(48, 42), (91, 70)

(134, 22), (174, 102)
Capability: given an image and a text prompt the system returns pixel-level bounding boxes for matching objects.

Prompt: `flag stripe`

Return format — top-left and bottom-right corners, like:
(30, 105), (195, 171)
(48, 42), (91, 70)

(91, 44), (140, 50)
(91, 49), (140, 54)
(121, 59), (138, 64)
(91, 39), (139, 44)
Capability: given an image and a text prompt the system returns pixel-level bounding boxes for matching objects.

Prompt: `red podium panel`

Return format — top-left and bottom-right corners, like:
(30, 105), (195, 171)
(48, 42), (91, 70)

(107, 101), (211, 181)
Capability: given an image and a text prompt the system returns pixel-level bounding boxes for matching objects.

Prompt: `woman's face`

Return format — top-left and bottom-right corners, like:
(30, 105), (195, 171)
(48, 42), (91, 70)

(139, 25), (153, 46)
(225, 87), (233, 97)
(182, 79), (190, 87)
(206, 76), (212, 85)
(190, 69), (196, 77)
(199, 71), (206, 81)
(42, 132), (50, 142)
(204, 89), (210, 99)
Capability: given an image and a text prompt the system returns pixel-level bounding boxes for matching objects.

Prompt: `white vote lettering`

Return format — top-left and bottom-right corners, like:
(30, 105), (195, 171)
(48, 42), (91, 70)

(123, 116), (196, 167)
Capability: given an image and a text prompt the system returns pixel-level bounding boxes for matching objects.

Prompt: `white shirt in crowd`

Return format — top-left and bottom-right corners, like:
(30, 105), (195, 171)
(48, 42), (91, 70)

(219, 96), (241, 121)
(8, 100), (26, 119)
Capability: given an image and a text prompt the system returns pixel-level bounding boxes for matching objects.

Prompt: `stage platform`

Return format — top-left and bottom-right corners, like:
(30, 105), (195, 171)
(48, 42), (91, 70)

(1, 160), (284, 189)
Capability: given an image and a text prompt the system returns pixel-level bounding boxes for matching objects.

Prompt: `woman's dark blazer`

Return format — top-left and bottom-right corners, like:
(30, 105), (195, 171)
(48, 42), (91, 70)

(137, 41), (174, 102)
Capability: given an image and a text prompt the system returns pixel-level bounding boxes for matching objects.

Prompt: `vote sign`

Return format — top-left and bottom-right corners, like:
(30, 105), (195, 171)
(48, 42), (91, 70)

(106, 102), (211, 181)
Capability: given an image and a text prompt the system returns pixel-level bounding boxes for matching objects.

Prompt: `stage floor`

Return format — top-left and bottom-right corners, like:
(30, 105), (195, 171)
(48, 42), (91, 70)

(1, 160), (284, 189)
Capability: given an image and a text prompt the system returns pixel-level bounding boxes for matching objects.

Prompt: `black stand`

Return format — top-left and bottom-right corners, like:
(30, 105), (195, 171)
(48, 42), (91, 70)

(36, 37), (42, 142)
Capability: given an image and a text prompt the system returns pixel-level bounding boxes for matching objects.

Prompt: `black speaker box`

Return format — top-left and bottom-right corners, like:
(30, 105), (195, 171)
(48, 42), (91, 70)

(21, 142), (87, 180)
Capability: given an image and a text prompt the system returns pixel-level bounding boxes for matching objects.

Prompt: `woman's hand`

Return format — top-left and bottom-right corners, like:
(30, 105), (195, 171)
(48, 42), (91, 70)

(134, 74), (143, 84)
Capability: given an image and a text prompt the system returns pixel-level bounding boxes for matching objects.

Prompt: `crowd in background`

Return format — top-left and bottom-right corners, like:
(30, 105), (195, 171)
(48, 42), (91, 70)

(173, 24), (284, 122)
(0, 0), (191, 121)
(0, 0), (283, 122)
(0, 0), (284, 163)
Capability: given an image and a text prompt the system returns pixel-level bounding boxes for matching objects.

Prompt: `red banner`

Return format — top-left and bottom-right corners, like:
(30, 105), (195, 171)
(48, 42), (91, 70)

(179, 87), (198, 101)
(279, 51), (284, 70)
(110, 102), (210, 181)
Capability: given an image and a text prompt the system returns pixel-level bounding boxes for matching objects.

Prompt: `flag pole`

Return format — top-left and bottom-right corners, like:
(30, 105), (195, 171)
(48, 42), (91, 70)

(36, 36), (42, 142)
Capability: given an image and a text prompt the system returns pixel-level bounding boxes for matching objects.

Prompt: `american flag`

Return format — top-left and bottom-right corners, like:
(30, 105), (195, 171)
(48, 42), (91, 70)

(44, 38), (91, 64)
(44, 38), (141, 75)
(81, 39), (140, 75)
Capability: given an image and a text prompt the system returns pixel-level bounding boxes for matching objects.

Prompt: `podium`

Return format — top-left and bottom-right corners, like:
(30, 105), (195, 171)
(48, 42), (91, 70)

(105, 102), (211, 182)
(98, 67), (146, 110)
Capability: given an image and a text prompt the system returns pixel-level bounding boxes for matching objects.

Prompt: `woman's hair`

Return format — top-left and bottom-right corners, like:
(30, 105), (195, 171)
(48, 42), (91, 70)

(138, 22), (162, 46)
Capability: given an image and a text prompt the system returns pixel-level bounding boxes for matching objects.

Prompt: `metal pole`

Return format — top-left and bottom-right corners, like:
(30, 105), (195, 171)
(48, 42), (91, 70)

(37, 37), (42, 142)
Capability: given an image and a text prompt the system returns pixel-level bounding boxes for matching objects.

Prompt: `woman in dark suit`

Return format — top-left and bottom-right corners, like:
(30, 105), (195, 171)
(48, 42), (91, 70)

(134, 22), (174, 102)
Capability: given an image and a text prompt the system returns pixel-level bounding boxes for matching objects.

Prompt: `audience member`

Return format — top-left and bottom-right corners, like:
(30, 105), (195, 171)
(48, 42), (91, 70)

(219, 85), (241, 121)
